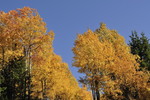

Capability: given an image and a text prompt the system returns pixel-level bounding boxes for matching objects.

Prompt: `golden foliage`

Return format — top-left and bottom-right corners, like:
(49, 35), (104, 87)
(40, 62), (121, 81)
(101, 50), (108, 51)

(73, 23), (150, 100)
(0, 7), (92, 100)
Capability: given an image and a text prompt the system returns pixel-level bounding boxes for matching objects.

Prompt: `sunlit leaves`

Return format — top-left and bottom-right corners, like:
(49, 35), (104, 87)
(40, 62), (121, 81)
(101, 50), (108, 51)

(0, 7), (92, 100)
(73, 23), (150, 100)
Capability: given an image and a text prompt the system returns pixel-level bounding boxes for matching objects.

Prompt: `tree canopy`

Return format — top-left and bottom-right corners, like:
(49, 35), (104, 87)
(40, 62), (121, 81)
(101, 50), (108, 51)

(73, 23), (150, 100)
(0, 7), (150, 100)
(129, 31), (150, 71)
(0, 7), (91, 100)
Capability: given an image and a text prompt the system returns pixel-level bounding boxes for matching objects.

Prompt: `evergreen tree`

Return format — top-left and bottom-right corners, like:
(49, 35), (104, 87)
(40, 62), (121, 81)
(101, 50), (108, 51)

(129, 31), (150, 70)
(0, 58), (26, 100)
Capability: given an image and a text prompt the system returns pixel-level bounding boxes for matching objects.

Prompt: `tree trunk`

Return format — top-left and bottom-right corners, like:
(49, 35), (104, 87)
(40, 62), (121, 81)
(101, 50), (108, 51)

(95, 80), (100, 100)
(92, 89), (96, 100)
(96, 90), (100, 100)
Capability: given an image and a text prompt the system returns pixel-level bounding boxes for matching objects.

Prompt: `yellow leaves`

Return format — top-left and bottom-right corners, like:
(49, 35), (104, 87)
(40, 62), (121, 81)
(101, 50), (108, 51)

(0, 7), (48, 68)
(32, 50), (88, 99)
(73, 23), (150, 99)
(73, 28), (115, 74)
(75, 87), (92, 100)
(0, 7), (92, 100)
(5, 49), (24, 59)
(31, 31), (84, 99)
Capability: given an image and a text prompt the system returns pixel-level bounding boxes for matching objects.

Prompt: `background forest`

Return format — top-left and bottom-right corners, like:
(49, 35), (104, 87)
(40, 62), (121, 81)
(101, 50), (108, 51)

(0, 5), (150, 100)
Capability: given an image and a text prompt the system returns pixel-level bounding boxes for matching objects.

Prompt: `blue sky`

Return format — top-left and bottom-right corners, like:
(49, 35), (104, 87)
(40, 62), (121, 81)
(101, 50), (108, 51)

(1, 0), (150, 81)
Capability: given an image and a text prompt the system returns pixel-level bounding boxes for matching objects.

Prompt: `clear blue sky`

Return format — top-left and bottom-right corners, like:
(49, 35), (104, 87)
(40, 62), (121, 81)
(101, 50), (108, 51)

(1, 0), (150, 81)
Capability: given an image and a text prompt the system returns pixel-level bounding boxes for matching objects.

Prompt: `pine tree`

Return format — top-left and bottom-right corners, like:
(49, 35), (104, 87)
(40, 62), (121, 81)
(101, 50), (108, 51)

(129, 31), (150, 70)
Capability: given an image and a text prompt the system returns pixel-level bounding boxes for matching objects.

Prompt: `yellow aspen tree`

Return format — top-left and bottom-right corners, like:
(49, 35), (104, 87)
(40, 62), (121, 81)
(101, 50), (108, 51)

(72, 29), (114, 100)
(31, 31), (92, 100)
(0, 7), (92, 100)
(0, 11), (25, 99)
(0, 6), (46, 76)
(12, 7), (47, 99)
(73, 23), (149, 100)
(0, 10), (24, 69)
(0, 7), (48, 99)
(31, 31), (54, 99)
(0, 8), (28, 99)
(95, 23), (149, 100)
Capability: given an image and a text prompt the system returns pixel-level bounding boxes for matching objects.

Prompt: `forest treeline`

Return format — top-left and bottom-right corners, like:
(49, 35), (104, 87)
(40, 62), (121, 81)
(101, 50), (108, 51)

(0, 7), (150, 100)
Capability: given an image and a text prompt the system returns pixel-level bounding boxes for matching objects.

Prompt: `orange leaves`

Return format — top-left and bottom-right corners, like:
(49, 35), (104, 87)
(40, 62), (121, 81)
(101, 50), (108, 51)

(0, 7), (92, 100)
(73, 23), (150, 99)
(73, 29), (114, 74)
(97, 24), (150, 99)
(0, 7), (47, 67)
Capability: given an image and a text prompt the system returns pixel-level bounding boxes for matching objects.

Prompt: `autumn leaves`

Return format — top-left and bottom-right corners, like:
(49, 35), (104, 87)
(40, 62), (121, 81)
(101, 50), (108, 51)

(0, 7), (91, 100)
(72, 23), (150, 100)
(0, 7), (150, 100)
